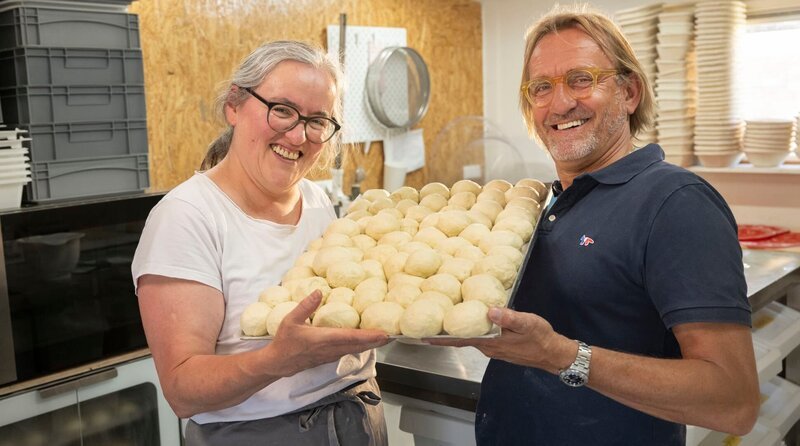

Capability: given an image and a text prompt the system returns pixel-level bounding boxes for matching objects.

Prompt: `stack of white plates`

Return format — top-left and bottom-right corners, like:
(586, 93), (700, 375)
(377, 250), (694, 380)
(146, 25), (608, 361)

(693, 0), (747, 168)
(654, 3), (696, 166)
(0, 128), (32, 210)
(742, 119), (796, 167)
(617, 3), (663, 144)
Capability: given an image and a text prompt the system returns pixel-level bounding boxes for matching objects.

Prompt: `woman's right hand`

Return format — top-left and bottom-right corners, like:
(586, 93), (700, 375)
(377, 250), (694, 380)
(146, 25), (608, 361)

(269, 290), (391, 376)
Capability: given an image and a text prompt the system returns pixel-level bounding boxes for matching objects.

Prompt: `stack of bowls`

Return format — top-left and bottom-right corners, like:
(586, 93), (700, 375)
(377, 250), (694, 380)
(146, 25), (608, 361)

(654, 3), (696, 166)
(0, 127), (32, 210)
(693, 0), (747, 167)
(742, 119), (796, 167)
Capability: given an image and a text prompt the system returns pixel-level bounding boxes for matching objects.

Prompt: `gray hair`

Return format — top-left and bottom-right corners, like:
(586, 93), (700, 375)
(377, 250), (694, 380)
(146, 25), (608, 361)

(201, 40), (344, 172)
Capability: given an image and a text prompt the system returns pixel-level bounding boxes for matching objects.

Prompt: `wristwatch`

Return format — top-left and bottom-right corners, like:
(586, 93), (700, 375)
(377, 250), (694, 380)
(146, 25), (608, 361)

(558, 340), (592, 387)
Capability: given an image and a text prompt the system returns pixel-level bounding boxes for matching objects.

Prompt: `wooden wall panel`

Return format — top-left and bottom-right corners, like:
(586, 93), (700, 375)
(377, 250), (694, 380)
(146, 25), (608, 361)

(129, 0), (483, 192)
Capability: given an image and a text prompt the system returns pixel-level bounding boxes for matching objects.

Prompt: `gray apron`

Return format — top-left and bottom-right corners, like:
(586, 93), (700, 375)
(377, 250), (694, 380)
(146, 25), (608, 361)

(185, 378), (387, 446)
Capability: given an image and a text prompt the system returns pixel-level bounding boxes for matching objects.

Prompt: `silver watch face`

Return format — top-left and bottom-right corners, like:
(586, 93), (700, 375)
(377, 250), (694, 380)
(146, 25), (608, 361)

(559, 370), (588, 387)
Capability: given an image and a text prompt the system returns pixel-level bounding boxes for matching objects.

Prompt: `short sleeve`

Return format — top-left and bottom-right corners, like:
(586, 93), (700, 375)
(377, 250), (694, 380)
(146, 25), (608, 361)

(644, 183), (750, 328)
(131, 198), (222, 293)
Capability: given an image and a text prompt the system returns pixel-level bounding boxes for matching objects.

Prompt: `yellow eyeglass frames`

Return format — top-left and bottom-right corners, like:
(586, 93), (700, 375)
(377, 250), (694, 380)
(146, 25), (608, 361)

(521, 67), (619, 107)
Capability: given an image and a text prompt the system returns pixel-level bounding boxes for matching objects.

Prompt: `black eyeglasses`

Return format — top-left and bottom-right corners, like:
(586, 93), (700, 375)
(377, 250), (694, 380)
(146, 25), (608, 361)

(240, 86), (341, 143)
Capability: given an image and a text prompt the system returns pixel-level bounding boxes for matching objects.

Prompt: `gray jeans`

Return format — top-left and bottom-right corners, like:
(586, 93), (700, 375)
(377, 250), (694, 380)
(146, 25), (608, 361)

(184, 378), (387, 446)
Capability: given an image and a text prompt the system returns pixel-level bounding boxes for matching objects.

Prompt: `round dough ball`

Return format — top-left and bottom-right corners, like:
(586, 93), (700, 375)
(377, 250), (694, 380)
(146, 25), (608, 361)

(466, 209), (493, 229)
(444, 300), (492, 337)
(322, 232), (354, 248)
(357, 216), (372, 232)
(326, 261), (367, 289)
(368, 197), (395, 215)
(282, 266), (315, 284)
(395, 198), (418, 215)
(360, 301), (405, 334)
(389, 186), (420, 203)
(345, 247), (364, 262)
(351, 234), (377, 251)
(478, 230), (524, 254)
(437, 257), (475, 282)
(451, 179), (482, 196)
(405, 205), (433, 223)
(353, 277), (388, 313)
(291, 277), (332, 302)
(415, 291), (455, 312)
(496, 207), (535, 224)
(308, 238), (324, 252)
(378, 231), (413, 248)
(506, 196), (541, 215)
(399, 300), (445, 338)
(462, 274), (508, 308)
(436, 210), (473, 237)
(420, 273), (462, 304)
(327, 287), (356, 305)
(363, 188), (391, 202)
(419, 213), (440, 229)
(448, 191), (477, 210)
(505, 185), (539, 203)
(487, 245), (525, 269)
(385, 284), (422, 307)
(413, 226), (448, 248)
(419, 182), (450, 200)
(346, 210), (372, 221)
(398, 241), (431, 255)
(383, 252), (410, 280)
(365, 213), (401, 241)
(267, 301), (300, 336)
(435, 236), (472, 256)
(312, 246), (353, 276)
(294, 251), (317, 268)
(400, 217), (419, 236)
(325, 218), (362, 237)
(404, 249), (443, 278)
(473, 254), (518, 289)
(483, 179), (513, 193)
(420, 193), (448, 212)
(312, 302), (360, 329)
(259, 285), (292, 307)
(471, 201), (504, 223)
(241, 302), (271, 336)
(454, 244), (485, 262)
(476, 188), (506, 207)
(388, 272), (425, 290)
(360, 259), (386, 281)
(364, 244), (398, 265)
(459, 223), (491, 246)
(378, 207), (404, 221)
(348, 198), (372, 214)
(440, 204), (467, 212)
(492, 218), (534, 243)
(516, 178), (548, 197)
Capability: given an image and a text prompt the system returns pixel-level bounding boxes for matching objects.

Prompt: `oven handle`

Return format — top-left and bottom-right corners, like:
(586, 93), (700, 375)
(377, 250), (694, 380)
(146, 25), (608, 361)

(38, 367), (119, 399)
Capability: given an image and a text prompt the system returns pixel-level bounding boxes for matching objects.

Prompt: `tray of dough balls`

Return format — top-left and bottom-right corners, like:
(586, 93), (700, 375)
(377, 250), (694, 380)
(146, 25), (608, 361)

(240, 178), (550, 343)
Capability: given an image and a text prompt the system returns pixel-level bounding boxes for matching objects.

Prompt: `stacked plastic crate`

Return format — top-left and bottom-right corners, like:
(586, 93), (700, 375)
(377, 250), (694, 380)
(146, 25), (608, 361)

(0, 2), (149, 202)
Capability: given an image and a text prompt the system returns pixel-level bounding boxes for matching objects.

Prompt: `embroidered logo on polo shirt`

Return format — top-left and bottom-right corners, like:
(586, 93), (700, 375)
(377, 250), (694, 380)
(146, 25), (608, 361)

(579, 235), (594, 246)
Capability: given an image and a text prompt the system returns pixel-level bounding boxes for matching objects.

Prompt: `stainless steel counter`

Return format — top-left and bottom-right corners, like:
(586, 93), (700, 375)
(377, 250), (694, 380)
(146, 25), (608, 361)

(376, 249), (800, 411)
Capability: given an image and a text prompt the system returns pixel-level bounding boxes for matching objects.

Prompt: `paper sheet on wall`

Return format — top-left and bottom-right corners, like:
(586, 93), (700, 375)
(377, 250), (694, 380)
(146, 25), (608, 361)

(327, 25), (406, 144)
(383, 128), (425, 172)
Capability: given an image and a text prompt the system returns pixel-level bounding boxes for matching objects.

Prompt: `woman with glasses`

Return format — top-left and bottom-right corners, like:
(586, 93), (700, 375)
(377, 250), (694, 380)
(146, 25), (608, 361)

(132, 40), (390, 445)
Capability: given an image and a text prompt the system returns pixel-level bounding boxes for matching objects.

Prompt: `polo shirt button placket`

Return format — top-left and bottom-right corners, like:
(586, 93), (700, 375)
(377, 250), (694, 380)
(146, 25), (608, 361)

(548, 215), (556, 222)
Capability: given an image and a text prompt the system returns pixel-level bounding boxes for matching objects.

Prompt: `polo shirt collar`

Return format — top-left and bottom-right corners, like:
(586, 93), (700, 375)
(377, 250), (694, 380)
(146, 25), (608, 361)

(552, 144), (665, 194)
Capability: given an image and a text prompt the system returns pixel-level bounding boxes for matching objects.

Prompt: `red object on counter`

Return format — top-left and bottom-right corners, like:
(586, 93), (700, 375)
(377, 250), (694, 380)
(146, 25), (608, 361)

(737, 224), (790, 241)
(741, 232), (800, 249)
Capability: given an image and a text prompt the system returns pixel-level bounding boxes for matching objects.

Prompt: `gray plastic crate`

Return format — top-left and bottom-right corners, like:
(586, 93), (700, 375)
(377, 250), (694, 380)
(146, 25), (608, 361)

(26, 153), (149, 201)
(0, 47), (144, 88)
(0, 7), (140, 51)
(20, 119), (147, 162)
(0, 84), (146, 124)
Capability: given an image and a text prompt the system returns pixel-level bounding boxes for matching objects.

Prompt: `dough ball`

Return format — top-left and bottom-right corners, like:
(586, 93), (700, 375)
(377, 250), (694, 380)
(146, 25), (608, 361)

(444, 300), (492, 337)
(267, 301), (300, 336)
(473, 254), (518, 289)
(420, 193), (448, 212)
(345, 247), (364, 262)
(368, 197), (395, 215)
(312, 246), (353, 276)
(308, 238), (324, 252)
(282, 266), (315, 284)
(505, 185), (539, 203)
(483, 179), (513, 193)
(516, 178), (548, 197)
(506, 196), (541, 215)
(398, 241), (431, 255)
(294, 251), (317, 269)
(435, 236), (472, 256)
(240, 302), (271, 336)
(258, 285), (292, 307)
(346, 210), (372, 221)
(348, 198), (371, 214)
(325, 218), (362, 237)
(364, 244), (398, 265)
(389, 186), (420, 203)
(413, 226), (448, 249)
(378, 231), (413, 248)
(478, 230), (524, 254)
(351, 234), (377, 251)
(466, 209), (493, 229)
(399, 300), (445, 338)
(378, 207), (404, 221)
(450, 179), (482, 196)
(360, 259), (386, 281)
(436, 210), (473, 237)
(363, 188), (391, 202)
(322, 232), (354, 248)
(357, 216), (372, 232)
(471, 201), (504, 223)
(383, 252), (410, 280)
(476, 188), (506, 207)
(312, 302), (360, 329)
(365, 213), (401, 241)
(487, 245), (525, 269)
(448, 191), (477, 210)
(404, 249), (443, 278)
(496, 207), (535, 224)
(326, 261), (367, 289)
(440, 204), (467, 212)
(462, 274), (508, 308)
(405, 205), (433, 223)
(395, 199), (418, 215)
(493, 218), (534, 243)
(385, 284), (422, 307)
(415, 291), (455, 312)
(291, 277), (332, 302)
(360, 301), (405, 334)
(388, 272), (425, 290)
(400, 217), (419, 236)
(419, 182), (450, 200)
(419, 213), (440, 229)
(420, 273), (462, 304)
(353, 277), (388, 313)
(459, 223), (491, 246)
(454, 244), (485, 263)
(327, 287), (356, 305)
(437, 257), (475, 282)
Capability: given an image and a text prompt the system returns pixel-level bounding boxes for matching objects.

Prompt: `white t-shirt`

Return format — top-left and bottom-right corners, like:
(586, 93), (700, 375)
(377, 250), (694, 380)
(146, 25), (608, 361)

(131, 173), (375, 424)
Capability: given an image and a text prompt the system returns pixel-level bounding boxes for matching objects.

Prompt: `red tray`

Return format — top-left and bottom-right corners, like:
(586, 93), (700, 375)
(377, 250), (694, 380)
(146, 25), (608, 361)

(741, 232), (800, 249)
(738, 224), (790, 241)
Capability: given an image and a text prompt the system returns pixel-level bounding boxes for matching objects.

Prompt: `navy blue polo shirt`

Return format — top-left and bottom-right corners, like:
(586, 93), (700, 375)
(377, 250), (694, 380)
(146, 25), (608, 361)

(475, 144), (749, 446)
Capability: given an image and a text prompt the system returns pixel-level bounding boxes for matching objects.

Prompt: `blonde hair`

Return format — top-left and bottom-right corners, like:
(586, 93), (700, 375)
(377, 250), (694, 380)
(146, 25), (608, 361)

(519, 4), (655, 139)
(201, 40), (344, 173)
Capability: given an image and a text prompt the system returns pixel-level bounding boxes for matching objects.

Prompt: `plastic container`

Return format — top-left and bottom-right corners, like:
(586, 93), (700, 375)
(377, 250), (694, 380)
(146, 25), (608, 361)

(699, 423), (780, 446)
(0, 47), (144, 88)
(26, 153), (149, 202)
(752, 301), (800, 357)
(0, 7), (140, 51)
(0, 176), (30, 210)
(753, 339), (782, 385)
(21, 120), (147, 162)
(759, 376), (800, 437)
(17, 231), (84, 279)
(0, 84), (146, 124)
